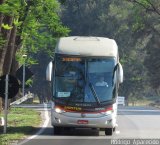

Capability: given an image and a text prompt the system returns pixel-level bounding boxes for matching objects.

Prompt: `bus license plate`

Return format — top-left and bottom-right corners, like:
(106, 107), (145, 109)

(77, 120), (88, 124)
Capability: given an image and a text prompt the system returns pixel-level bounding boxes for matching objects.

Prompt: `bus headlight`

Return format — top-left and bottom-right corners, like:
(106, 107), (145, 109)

(55, 107), (62, 113)
(55, 107), (65, 113)
(106, 110), (113, 115)
(54, 106), (66, 113)
(100, 106), (113, 115)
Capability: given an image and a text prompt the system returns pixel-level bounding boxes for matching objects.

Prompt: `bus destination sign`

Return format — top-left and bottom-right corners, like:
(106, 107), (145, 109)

(62, 57), (81, 61)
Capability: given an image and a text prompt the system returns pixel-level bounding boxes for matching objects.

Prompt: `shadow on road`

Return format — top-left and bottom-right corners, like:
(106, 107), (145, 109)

(0, 126), (100, 136)
(0, 126), (40, 135)
(54, 128), (100, 136)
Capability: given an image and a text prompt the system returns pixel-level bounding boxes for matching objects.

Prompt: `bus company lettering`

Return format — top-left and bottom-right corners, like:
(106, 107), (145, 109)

(64, 106), (82, 111)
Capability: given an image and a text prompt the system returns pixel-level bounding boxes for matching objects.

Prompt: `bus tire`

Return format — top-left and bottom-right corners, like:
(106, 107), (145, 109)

(105, 128), (113, 136)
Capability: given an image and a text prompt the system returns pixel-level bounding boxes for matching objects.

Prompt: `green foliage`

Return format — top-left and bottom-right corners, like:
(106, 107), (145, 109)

(0, 0), (69, 100)
(19, 0), (70, 58)
(138, 0), (151, 7)
(26, 78), (33, 87)
(128, 0), (160, 91)
(1, 23), (13, 30)
(13, 18), (22, 27)
(0, 0), (21, 17)
(0, 0), (69, 65)
(15, 46), (27, 64)
(144, 34), (160, 89)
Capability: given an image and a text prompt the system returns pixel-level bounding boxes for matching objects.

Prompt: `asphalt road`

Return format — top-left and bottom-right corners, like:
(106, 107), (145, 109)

(16, 104), (160, 145)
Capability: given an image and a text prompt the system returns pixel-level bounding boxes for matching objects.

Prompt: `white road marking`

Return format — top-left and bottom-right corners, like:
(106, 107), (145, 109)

(18, 103), (50, 145)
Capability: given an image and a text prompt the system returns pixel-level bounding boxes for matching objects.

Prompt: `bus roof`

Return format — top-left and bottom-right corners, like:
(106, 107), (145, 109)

(55, 36), (118, 57)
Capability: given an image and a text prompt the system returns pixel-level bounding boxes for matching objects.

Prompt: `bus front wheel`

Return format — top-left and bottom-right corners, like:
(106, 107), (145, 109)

(105, 128), (113, 136)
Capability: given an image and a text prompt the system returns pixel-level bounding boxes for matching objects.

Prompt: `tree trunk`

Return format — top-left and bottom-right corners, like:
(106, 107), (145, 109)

(10, 55), (19, 75)
(0, 0), (5, 76)
(0, 13), (4, 33)
(3, 25), (17, 74)
(9, 35), (22, 75)
(0, 16), (13, 75)
(0, 0), (5, 32)
(0, 0), (4, 4)
(0, 0), (6, 113)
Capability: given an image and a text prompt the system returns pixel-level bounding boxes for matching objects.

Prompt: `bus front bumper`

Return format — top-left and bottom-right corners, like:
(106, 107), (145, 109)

(51, 112), (116, 128)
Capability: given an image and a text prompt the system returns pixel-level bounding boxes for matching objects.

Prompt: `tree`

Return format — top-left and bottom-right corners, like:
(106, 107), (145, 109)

(126, 0), (160, 92)
(126, 0), (160, 16)
(60, 0), (151, 102)
(0, 0), (69, 111)
(0, 0), (69, 75)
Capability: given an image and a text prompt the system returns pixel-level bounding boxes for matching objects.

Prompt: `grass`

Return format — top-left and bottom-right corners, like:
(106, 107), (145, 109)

(128, 99), (154, 106)
(0, 108), (41, 145)
(128, 96), (160, 107)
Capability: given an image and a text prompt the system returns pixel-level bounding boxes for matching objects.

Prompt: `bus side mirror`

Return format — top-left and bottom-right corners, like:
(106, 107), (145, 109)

(46, 61), (53, 81)
(117, 63), (123, 84)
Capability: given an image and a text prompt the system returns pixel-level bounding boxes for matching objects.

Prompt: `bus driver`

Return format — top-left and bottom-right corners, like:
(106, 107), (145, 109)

(95, 76), (109, 87)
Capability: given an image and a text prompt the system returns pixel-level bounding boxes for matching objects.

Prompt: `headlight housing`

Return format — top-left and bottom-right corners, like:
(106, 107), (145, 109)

(100, 106), (113, 115)
(105, 110), (113, 115)
(54, 107), (65, 113)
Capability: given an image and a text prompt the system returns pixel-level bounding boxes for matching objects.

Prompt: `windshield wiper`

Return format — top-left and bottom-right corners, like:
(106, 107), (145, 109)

(112, 64), (118, 86)
(89, 82), (101, 105)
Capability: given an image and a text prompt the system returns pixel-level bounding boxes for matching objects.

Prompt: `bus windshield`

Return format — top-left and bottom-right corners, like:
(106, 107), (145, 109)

(54, 54), (116, 106)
